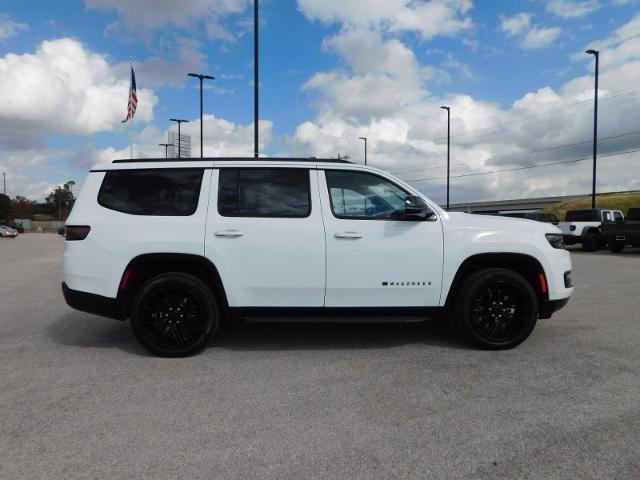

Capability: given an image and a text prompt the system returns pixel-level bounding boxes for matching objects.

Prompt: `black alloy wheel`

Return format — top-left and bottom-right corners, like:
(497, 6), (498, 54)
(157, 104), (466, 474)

(130, 273), (218, 357)
(455, 268), (538, 349)
(582, 233), (600, 252)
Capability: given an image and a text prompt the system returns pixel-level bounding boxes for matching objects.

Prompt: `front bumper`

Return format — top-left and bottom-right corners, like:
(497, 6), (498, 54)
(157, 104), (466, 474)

(62, 282), (126, 321)
(539, 297), (570, 319)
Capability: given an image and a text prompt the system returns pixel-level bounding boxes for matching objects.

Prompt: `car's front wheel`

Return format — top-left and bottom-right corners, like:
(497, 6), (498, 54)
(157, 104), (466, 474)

(455, 268), (538, 349)
(130, 272), (219, 357)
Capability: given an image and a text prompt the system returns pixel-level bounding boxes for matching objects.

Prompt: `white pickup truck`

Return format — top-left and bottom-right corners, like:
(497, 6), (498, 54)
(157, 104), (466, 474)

(558, 209), (624, 251)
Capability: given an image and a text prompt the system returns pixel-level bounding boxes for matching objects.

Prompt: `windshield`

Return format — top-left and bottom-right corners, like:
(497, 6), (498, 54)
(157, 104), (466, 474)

(566, 210), (599, 222)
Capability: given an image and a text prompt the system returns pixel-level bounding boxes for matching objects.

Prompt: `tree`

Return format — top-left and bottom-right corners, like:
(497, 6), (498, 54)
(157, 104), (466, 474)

(0, 193), (10, 221)
(10, 196), (36, 219)
(45, 182), (76, 221)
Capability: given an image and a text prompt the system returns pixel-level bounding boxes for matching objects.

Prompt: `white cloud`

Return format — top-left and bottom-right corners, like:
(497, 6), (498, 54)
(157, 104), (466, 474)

(0, 13), (27, 42)
(500, 12), (561, 49)
(74, 115), (273, 168)
(85, 0), (249, 41)
(297, 0), (473, 40)
(546, 0), (600, 18)
(500, 12), (532, 36)
(521, 25), (562, 49)
(0, 38), (157, 142)
(284, 14), (640, 204)
(576, 13), (640, 68)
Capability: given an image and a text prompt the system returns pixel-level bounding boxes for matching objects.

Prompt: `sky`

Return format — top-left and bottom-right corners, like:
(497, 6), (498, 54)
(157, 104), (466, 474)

(1, 0), (640, 205)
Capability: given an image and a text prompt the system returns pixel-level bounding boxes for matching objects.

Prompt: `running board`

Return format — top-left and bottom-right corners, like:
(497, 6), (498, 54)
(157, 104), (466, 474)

(243, 315), (431, 324)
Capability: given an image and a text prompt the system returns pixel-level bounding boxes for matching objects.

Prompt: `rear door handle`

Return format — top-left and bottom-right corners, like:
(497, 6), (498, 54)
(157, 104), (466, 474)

(214, 230), (244, 238)
(334, 231), (363, 239)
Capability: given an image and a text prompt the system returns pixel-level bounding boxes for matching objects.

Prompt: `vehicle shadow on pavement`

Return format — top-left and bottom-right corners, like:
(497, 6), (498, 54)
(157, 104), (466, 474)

(47, 313), (466, 356)
(212, 319), (467, 352)
(47, 311), (147, 356)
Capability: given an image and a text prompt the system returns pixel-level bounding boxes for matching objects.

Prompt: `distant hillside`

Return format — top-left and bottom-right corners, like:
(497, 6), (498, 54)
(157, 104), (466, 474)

(543, 191), (640, 221)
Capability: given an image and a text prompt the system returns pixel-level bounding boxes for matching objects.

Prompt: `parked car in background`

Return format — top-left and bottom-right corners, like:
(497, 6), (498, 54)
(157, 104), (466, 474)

(0, 225), (19, 238)
(558, 209), (623, 251)
(62, 157), (573, 357)
(501, 212), (559, 225)
(2, 221), (24, 233)
(602, 207), (640, 253)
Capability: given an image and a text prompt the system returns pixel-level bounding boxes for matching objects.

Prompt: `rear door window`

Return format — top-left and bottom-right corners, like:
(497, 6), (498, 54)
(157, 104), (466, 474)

(98, 169), (204, 216)
(218, 168), (311, 217)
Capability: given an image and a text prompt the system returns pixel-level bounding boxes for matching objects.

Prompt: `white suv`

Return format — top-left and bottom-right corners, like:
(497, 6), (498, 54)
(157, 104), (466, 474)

(62, 157), (573, 356)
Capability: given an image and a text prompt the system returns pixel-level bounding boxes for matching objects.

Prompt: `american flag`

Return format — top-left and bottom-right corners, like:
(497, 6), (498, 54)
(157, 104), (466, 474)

(122, 67), (137, 123)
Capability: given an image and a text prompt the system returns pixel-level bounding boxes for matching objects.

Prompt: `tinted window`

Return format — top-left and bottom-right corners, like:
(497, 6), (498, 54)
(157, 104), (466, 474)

(325, 170), (408, 219)
(613, 211), (624, 222)
(218, 169), (310, 217)
(98, 169), (203, 216)
(566, 210), (599, 222)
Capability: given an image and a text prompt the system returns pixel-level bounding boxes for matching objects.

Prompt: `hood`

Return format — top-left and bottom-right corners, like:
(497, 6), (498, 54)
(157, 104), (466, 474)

(445, 212), (561, 234)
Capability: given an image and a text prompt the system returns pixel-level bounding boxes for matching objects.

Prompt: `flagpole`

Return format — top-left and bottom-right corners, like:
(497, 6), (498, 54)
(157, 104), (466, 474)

(129, 56), (134, 159)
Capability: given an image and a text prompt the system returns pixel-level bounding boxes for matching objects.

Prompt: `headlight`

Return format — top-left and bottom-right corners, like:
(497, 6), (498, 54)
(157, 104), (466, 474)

(546, 233), (564, 249)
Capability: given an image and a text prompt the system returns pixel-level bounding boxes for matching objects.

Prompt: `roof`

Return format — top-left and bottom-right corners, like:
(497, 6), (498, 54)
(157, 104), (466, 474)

(112, 156), (352, 164)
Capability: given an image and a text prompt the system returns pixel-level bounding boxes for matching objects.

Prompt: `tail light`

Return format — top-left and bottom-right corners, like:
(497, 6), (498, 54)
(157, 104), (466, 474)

(65, 225), (91, 241)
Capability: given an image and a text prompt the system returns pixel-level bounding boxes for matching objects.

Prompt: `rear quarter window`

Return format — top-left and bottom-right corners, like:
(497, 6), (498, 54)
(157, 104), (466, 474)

(98, 168), (204, 216)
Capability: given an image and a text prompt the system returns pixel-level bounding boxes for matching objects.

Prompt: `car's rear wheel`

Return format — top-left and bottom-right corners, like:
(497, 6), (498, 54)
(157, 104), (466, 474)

(455, 268), (538, 349)
(130, 272), (219, 357)
(582, 233), (600, 252)
(609, 241), (625, 253)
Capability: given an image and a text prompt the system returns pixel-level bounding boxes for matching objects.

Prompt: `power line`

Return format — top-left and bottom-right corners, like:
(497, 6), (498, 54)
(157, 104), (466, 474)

(404, 147), (640, 183)
(390, 129), (640, 176)
(375, 88), (640, 156)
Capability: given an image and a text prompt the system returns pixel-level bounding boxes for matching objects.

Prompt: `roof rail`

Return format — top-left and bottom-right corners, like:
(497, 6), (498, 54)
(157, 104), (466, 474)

(112, 157), (353, 164)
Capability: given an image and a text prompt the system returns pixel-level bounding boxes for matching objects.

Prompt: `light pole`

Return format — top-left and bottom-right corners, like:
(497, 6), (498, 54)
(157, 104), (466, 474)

(586, 49), (599, 209)
(169, 118), (189, 158)
(440, 105), (451, 210)
(359, 137), (367, 165)
(2, 172), (5, 196)
(187, 73), (215, 159)
(254, 0), (259, 158)
(159, 143), (171, 158)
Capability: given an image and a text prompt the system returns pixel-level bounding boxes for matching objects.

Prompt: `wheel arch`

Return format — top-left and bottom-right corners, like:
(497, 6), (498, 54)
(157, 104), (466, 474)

(117, 253), (229, 313)
(444, 253), (548, 310)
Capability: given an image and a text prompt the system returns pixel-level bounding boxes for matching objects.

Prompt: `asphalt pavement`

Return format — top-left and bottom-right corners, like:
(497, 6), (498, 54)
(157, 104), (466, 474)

(1, 234), (639, 479)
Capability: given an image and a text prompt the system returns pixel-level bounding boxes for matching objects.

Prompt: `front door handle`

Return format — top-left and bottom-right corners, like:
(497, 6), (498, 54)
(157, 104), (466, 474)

(334, 231), (363, 239)
(214, 230), (244, 238)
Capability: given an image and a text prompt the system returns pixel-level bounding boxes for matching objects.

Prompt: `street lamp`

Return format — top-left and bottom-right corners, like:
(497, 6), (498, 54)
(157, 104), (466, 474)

(2, 172), (5, 196)
(359, 137), (367, 165)
(169, 118), (189, 158)
(254, 0), (259, 158)
(187, 73), (215, 159)
(586, 49), (599, 209)
(440, 105), (451, 210)
(159, 143), (171, 158)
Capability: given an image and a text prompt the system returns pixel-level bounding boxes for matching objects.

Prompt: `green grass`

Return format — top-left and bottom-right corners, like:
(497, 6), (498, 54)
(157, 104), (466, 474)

(543, 191), (640, 221)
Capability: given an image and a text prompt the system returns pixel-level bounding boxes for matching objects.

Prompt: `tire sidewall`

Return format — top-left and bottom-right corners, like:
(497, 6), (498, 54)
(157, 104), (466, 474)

(456, 268), (539, 350)
(582, 233), (599, 251)
(130, 273), (218, 357)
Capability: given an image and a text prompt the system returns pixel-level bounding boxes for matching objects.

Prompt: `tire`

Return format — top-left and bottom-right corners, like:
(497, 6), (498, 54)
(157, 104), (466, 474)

(130, 272), (219, 357)
(582, 233), (600, 252)
(454, 268), (538, 350)
(609, 241), (625, 253)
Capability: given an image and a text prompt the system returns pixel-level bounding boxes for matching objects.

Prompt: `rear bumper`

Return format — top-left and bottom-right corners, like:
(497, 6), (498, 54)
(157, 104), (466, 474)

(61, 282), (126, 321)
(539, 297), (570, 319)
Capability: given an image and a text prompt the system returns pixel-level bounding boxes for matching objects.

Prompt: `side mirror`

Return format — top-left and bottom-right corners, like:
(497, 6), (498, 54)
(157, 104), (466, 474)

(404, 195), (435, 220)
